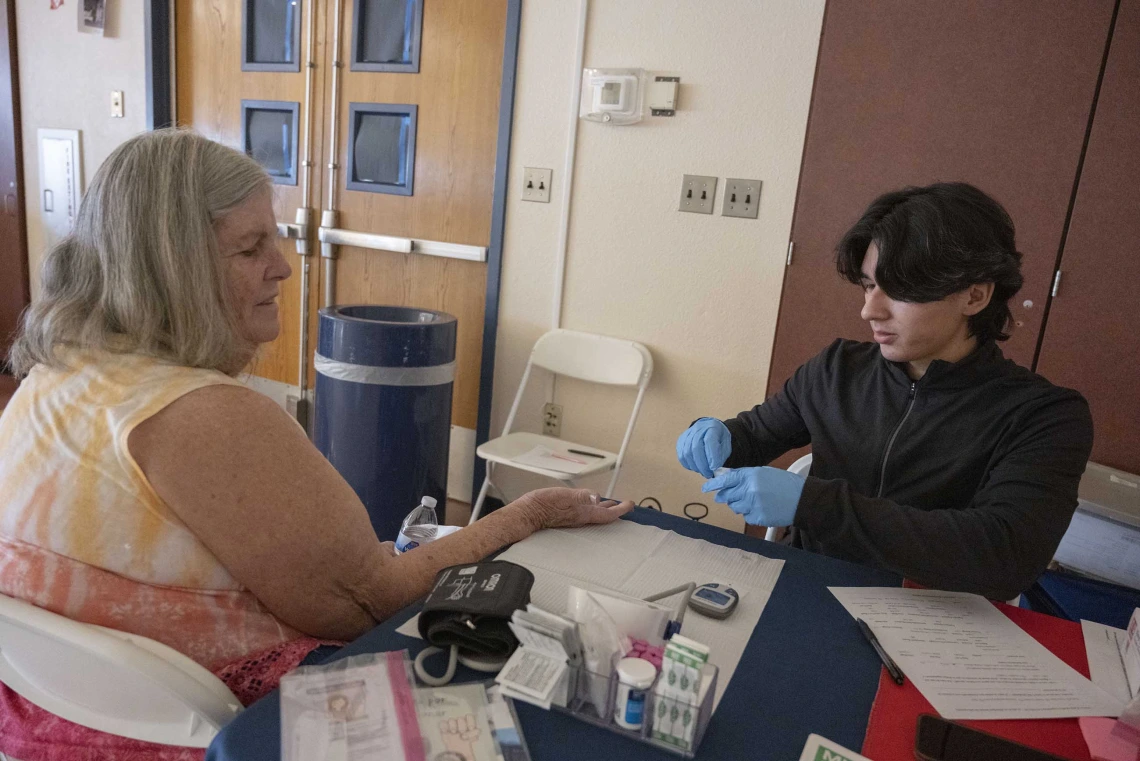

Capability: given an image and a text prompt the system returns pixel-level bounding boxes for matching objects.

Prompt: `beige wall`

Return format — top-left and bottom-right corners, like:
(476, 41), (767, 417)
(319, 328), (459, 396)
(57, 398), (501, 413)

(17, 0), (147, 298)
(10, 0), (826, 532)
(491, 0), (826, 529)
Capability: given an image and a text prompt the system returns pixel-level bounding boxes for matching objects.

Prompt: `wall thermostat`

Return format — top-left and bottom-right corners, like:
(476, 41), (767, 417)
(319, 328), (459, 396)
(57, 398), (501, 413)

(580, 68), (646, 125)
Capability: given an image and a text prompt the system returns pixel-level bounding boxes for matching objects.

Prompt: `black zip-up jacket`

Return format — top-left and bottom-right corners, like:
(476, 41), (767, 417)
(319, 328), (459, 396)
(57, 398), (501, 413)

(722, 339), (1093, 601)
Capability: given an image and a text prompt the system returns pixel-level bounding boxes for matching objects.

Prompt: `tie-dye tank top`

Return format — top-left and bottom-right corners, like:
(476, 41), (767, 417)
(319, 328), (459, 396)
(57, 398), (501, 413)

(0, 348), (300, 669)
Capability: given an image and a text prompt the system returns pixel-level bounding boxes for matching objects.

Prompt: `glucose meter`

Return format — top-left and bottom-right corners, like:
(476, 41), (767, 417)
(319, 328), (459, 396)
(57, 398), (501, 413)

(687, 583), (740, 620)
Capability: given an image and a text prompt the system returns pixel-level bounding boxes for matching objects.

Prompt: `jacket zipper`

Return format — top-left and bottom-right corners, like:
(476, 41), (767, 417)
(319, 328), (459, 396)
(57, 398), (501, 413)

(877, 382), (917, 498)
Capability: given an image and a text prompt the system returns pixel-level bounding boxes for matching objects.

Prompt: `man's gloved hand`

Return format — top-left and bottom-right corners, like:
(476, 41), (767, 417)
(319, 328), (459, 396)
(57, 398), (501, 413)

(676, 418), (732, 478)
(701, 466), (806, 526)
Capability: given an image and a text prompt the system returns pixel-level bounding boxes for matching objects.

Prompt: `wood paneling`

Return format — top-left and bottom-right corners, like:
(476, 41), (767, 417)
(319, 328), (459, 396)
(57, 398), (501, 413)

(1037, 0), (1140, 474)
(330, 0), (506, 429)
(0, 373), (16, 411)
(0, 0), (27, 361)
(175, 0), (324, 387)
(768, 1), (1116, 396)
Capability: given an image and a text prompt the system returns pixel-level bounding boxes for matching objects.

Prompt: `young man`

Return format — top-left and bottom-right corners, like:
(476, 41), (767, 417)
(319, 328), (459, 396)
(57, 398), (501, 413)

(678, 183), (1092, 600)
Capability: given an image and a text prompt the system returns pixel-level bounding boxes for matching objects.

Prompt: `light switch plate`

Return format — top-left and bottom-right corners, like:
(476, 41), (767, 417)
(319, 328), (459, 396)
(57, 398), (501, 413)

(523, 167), (552, 203)
(648, 76), (679, 116)
(679, 174), (717, 214)
(722, 178), (761, 219)
(110, 91), (124, 118)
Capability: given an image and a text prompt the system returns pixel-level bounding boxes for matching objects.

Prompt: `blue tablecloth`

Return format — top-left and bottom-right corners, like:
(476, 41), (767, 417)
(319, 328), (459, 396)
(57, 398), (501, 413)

(207, 508), (901, 761)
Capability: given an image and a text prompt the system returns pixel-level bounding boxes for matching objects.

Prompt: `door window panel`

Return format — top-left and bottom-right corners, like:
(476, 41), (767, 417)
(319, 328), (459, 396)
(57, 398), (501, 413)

(243, 0), (302, 72)
(241, 100), (300, 185)
(346, 103), (417, 195)
(351, 0), (422, 73)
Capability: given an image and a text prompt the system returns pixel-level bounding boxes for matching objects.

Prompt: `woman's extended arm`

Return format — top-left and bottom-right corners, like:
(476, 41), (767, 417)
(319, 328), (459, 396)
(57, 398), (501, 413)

(130, 385), (632, 641)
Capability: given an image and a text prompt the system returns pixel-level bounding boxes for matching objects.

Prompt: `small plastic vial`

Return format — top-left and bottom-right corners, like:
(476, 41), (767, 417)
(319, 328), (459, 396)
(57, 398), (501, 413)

(613, 656), (657, 731)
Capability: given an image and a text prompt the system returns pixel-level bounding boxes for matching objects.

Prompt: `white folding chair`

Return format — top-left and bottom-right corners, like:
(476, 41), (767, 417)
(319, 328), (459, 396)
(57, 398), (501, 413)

(763, 453), (813, 542)
(0, 593), (243, 748)
(469, 329), (653, 524)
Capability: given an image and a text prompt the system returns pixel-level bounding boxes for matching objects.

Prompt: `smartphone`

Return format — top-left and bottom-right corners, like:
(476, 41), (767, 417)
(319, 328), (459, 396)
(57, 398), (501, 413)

(914, 714), (1068, 761)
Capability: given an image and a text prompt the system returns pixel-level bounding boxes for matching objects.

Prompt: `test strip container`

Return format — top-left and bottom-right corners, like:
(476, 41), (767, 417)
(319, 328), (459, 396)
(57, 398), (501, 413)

(551, 654), (719, 757)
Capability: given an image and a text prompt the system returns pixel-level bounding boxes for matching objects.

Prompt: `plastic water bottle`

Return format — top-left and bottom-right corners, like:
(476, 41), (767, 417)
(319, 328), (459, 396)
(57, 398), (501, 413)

(395, 496), (440, 553)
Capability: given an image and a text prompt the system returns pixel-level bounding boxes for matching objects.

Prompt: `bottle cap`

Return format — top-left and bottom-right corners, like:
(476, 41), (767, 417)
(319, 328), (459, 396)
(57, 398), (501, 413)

(421, 496), (438, 509)
(616, 656), (657, 688)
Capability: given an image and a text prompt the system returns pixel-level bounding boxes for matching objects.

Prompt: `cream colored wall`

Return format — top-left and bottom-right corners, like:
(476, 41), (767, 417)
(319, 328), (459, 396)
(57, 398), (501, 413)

(491, 0), (826, 529)
(16, 0), (147, 298)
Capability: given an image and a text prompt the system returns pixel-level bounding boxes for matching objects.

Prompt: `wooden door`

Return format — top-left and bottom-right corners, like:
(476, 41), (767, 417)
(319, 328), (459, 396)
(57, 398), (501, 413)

(324, 0), (506, 433)
(768, 1), (1117, 399)
(0, 0), (26, 365)
(175, 0), (324, 394)
(176, 0), (507, 438)
(1037, 0), (1140, 475)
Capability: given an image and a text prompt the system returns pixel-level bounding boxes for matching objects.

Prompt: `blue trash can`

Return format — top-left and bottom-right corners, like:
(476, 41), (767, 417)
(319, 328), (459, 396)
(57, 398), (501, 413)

(313, 305), (457, 541)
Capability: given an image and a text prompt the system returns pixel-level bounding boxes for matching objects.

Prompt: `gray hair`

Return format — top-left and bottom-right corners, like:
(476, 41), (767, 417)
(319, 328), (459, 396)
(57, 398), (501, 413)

(9, 128), (271, 376)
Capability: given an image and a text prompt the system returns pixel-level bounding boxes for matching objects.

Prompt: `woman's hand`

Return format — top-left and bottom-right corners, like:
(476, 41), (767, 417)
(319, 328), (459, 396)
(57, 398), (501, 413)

(515, 487), (634, 531)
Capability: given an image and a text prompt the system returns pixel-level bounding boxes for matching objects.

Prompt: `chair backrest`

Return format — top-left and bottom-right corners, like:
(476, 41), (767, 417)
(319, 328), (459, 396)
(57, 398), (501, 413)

(788, 453), (813, 476)
(764, 454), (814, 542)
(0, 593), (242, 748)
(529, 329), (652, 387)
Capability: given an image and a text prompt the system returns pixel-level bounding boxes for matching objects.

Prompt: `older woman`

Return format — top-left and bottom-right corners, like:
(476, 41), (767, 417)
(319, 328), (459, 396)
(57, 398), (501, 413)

(0, 130), (630, 753)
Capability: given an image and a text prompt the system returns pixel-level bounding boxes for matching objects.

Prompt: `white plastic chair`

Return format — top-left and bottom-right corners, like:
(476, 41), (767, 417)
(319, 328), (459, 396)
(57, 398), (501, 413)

(0, 593), (243, 747)
(763, 453), (812, 542)
(469, 329), (653, 524)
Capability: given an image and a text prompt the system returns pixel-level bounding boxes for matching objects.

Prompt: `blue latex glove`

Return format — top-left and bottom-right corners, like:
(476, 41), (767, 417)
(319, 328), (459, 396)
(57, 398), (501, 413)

(701, 466), (806, 526)
(676, 418), (732, 478)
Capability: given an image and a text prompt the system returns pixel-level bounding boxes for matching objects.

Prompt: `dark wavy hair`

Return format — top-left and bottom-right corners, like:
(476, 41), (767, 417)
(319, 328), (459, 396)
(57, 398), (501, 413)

(835, 182), (1024, 343)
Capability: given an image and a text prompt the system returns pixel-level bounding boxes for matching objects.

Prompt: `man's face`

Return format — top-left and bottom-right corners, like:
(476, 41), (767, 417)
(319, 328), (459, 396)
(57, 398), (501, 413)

(859, 243), (985, 376)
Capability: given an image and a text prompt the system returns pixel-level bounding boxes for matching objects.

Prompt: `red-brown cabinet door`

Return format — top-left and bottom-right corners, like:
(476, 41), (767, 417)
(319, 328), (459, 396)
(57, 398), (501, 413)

(768, 0), (1116, 398)
(1037, 0), (1140, 475)
(0, 0), (27, 364)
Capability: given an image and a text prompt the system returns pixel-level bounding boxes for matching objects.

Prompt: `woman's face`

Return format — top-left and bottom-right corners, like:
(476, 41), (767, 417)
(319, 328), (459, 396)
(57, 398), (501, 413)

(214, 188), (292, 346)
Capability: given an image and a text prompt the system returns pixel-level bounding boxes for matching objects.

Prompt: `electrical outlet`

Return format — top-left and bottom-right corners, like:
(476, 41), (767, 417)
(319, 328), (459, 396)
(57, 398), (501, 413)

(522, 167), (552, 203)
(110, 90), (124, 118)
(679, 174), (716, 214)
(722, 178), (761, 219)
(543, 402), (563, 437)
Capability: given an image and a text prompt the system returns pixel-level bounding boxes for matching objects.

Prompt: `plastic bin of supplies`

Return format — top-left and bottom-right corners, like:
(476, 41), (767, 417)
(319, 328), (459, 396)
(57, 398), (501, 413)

(547, 654), (719, 757)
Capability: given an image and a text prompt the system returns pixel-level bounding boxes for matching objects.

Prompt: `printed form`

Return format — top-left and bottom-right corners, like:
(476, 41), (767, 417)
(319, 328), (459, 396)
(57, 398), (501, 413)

(828, 587), (1124, 720)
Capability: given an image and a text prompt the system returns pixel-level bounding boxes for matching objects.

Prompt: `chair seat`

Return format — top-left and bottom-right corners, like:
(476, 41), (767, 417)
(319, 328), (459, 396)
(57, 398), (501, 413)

(477, 432), (617, 480)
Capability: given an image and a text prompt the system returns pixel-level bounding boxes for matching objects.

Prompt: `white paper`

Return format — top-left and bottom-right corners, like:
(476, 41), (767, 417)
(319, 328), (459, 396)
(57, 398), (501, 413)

(1055, 508), (1140, 590)
(511, 446), (592, 474)
(396, 615), (421, 639)
(828, 587), (1124, 720)
(1126, 611), (1140, 702)
(496, 648), (567, 707)
(416, 683), (499, 761)
(568, 587), (670, 645)
(797, 733), (873, 761)
(509, 620), (571, 659)
(497, 521), (784, 709)
(1082, 619), (1132, 704)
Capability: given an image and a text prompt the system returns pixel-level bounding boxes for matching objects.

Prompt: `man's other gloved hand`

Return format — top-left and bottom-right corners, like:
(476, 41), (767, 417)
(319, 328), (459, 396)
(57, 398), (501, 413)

(701, 466), (805, 526)
(675, 418), (732, 478)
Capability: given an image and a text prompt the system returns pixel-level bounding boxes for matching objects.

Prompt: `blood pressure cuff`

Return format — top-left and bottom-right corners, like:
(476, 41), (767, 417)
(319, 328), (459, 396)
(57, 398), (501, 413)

(418, 561), (534, 659)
